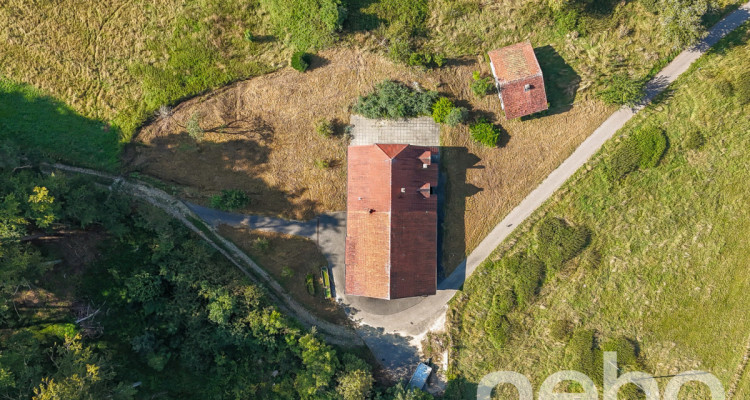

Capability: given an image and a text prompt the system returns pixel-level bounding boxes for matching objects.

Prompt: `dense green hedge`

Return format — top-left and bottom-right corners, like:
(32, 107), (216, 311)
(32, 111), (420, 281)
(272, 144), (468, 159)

(535, 217), (590, 271)
(352, 80), (437, 119)
(605, 125), (667, 182)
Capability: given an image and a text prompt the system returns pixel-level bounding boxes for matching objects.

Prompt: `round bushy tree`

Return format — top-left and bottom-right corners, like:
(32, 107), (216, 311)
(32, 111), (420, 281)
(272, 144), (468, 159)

(470, 120), (500, 147)
(445, 107), (468, 126)
(291, 51), (310, 72)
(432, 97), (454, 123)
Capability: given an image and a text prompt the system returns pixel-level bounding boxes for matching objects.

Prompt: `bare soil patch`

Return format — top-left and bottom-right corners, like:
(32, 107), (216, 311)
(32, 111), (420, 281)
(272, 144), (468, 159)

(128, 46), (613, 274)
(217, 224), (348, 325)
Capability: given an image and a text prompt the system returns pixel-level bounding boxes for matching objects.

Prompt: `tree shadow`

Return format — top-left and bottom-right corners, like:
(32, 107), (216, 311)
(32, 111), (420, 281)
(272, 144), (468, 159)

(533, 45), (580, 116)
(251, 35), (276, 44)
(582, 0), (620, 17)
(306, 53), (331, 71)
(343, 0), (383, 32)
(124, 131), (318, 220)
(0, 79), (120, 171)
(438, 147), (483, 282)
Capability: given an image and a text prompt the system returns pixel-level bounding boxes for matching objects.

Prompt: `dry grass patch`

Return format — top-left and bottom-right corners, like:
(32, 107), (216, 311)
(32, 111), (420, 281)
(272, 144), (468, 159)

(128, 47), (438, 219)
(217, 224), (348, 325)
(433, 56), (613, 274)
(129, 46), (614, 268)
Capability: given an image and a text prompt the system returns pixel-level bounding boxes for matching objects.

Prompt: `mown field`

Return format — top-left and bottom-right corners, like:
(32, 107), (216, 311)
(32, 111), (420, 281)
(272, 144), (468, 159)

(435, 22), (750, 399)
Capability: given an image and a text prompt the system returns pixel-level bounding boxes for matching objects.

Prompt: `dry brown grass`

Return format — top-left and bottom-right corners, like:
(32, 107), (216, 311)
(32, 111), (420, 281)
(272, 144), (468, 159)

(128, 46), (614, 273)
(128, 46), (437, 219)
(432, 59), (614, 273)
(217, 224), (348, 325)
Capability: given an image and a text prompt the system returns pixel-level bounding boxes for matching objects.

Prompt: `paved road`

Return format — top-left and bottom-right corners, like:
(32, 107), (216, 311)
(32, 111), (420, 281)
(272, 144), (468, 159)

(187, 3), (750, 377)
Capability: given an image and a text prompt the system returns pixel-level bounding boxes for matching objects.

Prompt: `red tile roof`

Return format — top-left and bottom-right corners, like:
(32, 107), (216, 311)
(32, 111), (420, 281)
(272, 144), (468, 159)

(488, 41), (549, 119)
(345, 144), (438, 299)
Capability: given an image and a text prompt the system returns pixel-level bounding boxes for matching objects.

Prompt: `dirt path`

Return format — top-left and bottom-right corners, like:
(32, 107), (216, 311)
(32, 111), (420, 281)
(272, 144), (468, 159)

(48, 163), (362, 347)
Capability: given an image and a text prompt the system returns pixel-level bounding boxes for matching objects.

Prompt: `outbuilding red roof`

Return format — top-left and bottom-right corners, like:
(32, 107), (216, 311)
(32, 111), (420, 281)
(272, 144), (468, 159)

(488, 41), (549, 119)
(345, 144), (438, 299)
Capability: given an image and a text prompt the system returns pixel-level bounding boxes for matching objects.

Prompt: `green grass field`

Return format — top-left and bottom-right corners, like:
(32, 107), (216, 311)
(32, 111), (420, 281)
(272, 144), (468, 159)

(442, 22), (750, 399)
(0, 0), (280, 143)
(0, 79), (120, 171)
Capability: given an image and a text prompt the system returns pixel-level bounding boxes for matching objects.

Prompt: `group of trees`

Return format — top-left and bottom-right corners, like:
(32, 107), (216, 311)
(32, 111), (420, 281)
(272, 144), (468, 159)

(0, 154), (432, 399)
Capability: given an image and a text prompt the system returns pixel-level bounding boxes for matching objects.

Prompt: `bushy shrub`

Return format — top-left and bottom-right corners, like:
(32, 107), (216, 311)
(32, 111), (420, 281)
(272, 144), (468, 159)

(252, 237), (271, 253)
(445, 107), (469, 126)
(737, 72), (750, 105)
(470, 71), (495, 98)
(432, 97), (454, 123)
(550, 319), (573, 341)
(492, 289), (516, 315)
(605, 126), (667, 181)
(597, 73), (645, 106)
(634, 125), (668, 168)
(408, 52), (431, 68)
(305, 273), (315, 295)
(186, 112), (204, 142)
(639, 0), (660, 13)
(314, 158), (331, 169)
(388, 38), (413, 64)
(352, 80), (438, 119)
(315, 118), (334, 138)
(554, 8), (580, 35)
(210, 189), (250, 211)
(684, 128), (705, 150)
(715, 79), (734, 97)
(337, 369), (374, 400)
(484, 311), (512, 349)
(564, 329), (597, 377)
(605, 139), (641, 182)
(513, 255), (545, 307)
(433, 53), (446, 67)
(291, 51), (310, 72)
(535, 217), (590, 270)
(470, 120), (501, 147)
(407, 51), (446, 69)
(260, 0), (343, 50)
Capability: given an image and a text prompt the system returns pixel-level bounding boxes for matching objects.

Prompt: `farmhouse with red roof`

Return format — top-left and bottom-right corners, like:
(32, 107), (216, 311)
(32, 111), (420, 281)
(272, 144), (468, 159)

(345, 144), (438, 300)
(488, 41), (549, 119)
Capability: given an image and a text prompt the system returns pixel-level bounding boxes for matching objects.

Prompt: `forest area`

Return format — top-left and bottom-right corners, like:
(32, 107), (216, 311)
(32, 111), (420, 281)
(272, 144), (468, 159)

(0, 147), (430, 399)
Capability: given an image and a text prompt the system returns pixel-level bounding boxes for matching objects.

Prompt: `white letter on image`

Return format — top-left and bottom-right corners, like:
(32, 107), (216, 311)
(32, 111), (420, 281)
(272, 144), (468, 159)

(476, 371), (533, 400)
(663, 371), (725, 400)
(603, 351), (659, 400)
(538, 370), (598, 400)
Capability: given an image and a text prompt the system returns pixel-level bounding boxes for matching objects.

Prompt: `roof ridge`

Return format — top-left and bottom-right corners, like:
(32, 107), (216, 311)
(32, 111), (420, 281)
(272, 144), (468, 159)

(375, 143), (409, 159)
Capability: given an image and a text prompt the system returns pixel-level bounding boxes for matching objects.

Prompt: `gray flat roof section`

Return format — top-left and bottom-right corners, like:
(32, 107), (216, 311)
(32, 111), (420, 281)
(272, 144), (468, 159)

(349, 115), (440, 147)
